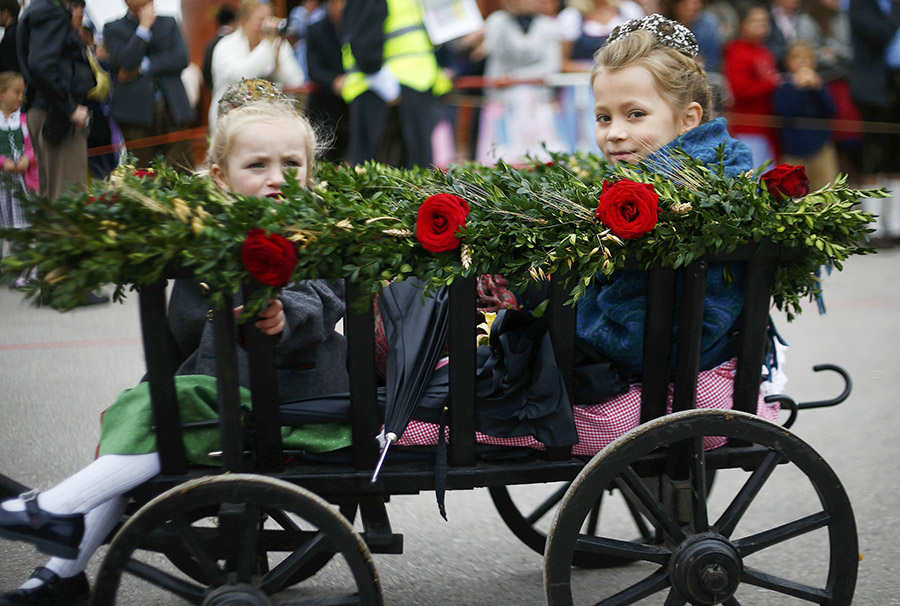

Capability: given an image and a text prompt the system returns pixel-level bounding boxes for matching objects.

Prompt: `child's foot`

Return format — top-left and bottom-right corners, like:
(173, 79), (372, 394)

(0, 568), (89, 605)
(0, 493), (84, 559)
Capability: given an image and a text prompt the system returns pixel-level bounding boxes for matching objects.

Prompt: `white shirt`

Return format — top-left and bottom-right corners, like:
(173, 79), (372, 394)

(209, 28), (305, 128)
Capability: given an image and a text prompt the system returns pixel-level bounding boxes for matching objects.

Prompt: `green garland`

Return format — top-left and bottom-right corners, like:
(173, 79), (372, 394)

(0, 151), (885, 320)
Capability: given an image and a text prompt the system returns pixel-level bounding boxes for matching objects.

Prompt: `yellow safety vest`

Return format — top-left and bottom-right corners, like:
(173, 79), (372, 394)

(341, 0), (453, 103)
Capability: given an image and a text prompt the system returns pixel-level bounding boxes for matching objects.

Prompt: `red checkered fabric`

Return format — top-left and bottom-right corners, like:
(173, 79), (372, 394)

(396, 358), (781, 455)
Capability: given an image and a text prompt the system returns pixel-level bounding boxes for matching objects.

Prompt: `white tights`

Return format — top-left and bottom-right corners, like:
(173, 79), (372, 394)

(2, 453), (160, 587)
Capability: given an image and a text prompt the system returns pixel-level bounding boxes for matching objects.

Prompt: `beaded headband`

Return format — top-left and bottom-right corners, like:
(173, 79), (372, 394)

(606, 14), (699, 59)
(217, 78), (288, 118)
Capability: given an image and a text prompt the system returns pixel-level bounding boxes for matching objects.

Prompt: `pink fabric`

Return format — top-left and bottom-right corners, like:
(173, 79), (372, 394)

(0, 116), (39, 192)
(396, 358), (781, 454)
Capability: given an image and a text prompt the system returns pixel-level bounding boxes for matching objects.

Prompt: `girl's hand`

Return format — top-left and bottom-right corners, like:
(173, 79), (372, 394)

(234, 298), (285, 336)
(15, 157), (29, 172)
(2, 158), (15, 172)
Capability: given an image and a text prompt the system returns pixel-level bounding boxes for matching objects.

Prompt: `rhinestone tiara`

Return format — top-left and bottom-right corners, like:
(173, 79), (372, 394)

(606, 14), (699, 59)
(217, 78), (289, 119)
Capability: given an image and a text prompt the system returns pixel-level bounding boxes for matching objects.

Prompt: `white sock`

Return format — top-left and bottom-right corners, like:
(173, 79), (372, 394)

(1, 453), (160, 515)
(18, 497), (129, 589)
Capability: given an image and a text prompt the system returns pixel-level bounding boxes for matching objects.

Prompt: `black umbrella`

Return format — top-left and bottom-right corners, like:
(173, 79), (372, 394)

(371, 279), (451, 482)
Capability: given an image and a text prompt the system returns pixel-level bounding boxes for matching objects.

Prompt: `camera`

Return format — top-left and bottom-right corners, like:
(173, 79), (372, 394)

(277, 18), (291, 36)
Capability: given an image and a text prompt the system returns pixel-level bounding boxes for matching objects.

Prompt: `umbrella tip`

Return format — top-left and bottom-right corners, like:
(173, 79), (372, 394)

(370, 433), (399, 483)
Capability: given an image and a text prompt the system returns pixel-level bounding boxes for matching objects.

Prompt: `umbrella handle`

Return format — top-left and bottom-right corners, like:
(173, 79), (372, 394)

(371, 432), (398, 483)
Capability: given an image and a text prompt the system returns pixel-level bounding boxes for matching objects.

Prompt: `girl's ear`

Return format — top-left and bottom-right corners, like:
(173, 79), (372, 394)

(210, 164), (229, 192)
(680, 102), (703, 134)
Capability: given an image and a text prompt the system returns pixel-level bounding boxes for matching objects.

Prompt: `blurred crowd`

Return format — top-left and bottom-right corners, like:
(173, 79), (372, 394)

(4, 0), (900, 246)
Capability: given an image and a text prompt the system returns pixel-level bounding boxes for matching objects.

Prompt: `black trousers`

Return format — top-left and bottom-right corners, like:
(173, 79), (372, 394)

(348, 86), (436, 169)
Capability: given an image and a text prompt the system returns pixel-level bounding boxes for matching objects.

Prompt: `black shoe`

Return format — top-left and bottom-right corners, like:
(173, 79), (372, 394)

(0, 492), (84, 559)
(0, 568), (89, 605)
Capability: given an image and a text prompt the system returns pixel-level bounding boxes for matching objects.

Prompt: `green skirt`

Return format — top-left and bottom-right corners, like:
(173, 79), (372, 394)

(98, 375), (352, 467)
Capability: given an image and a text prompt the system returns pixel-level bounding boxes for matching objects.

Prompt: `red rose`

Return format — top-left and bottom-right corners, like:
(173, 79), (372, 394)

(594, 179), (659, 240)
(761, 164), (810, 201)
(416, 193), (470, 253)
(132, 169), (156, 179)
(240, 228), (298, 287)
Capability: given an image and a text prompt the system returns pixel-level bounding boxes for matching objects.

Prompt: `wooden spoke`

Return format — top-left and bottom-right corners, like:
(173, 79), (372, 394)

(525, 483), (571, 525)
(585, 493), (603, 536)
(741, 566), (832, 603)
(593, 567), (670, 606)
(690, 437), (709, 532)
(663, 587), (687, 606)
(620, 466), (686, 543)
(235, 503), (262, 582)
(260, 530), (329, 594)
(734, 511), (831, 558)
(714, 450), (780, 538)
(169, 516), (226, 585)
(574, 535), (669, 564)
(123, 559), (205, 604)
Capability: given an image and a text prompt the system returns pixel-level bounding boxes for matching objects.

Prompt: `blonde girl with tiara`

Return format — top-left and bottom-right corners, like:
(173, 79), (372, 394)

(0, 80), (350, 604)
(0, 72), (39, 286)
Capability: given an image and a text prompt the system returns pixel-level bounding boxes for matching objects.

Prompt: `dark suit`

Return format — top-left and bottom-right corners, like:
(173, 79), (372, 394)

(0, 20), (19, 73)
(17, 0), (95, 199)
(306, 15), (348, 163)
(103, 13), (193, 168)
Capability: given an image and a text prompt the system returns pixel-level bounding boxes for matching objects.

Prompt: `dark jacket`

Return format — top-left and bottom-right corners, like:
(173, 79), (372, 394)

(0, 20), (19, 73)
(849, 0), (900, 107)
(774, 79), (837, 156)
(342, 0), (387, 76)
(103, 13), (193, 126)
(17, 0), (95, 115)
(168, 279), (350, 401)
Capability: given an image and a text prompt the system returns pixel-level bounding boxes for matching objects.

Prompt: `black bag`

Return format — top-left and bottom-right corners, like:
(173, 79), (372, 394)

(42, 111), (73, 146)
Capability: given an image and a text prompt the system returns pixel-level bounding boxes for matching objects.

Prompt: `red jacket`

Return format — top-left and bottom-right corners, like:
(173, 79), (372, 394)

(723, 39), (779, 145)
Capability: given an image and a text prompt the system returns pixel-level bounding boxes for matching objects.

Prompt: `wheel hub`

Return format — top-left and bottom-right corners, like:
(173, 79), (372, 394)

(669, 533), (742, 605)
(202, 583), (271, 606)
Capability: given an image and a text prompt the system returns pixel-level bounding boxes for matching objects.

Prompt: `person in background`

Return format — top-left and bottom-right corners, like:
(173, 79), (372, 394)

(0, 71), (37, 284)
(209, 0), (304, 130)
(774, 41), (839, 190)
(476, 0), (568, 164)
(0, 0), (20, 73)
(765, 0), (805, 66)
(287, 0), (324, 81)
(340, 0), (452, 168)
(201, 5), (237, 92)
(848, 0), (900, 247)
(666, 0), (722, 72)
(17, 0), (110, 306)
(797, 0), (861, 182)
(103, 0), (194, 170)
(306, 0), (349, 163)
(560, 0), (644, 73)
(723, 2), (780, 167)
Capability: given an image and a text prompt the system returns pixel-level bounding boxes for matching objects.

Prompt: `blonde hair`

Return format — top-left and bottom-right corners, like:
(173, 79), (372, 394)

(238, 0), (269, 21)
(591, 29), (712, 124)
(0, 71), (23, 92)
(206, 99), (318, 181)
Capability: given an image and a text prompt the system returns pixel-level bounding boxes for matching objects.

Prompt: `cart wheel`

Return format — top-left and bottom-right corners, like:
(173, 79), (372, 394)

(489, 481), (655, 568)
(545, 409), (857, 606)
(160, 499), (358, 587)
(93, 474), (381, 605)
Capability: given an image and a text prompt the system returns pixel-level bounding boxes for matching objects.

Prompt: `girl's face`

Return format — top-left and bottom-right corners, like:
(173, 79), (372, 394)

(740, 8), (770, 43)
(212, 119), (310, 197)
(0, 79), (24, 114)
(592, 65), (701, 165)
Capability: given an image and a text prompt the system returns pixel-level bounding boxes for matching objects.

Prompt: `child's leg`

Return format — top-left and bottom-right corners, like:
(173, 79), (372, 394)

(1, 453), (160, 515)
(18, 496), (129, 590)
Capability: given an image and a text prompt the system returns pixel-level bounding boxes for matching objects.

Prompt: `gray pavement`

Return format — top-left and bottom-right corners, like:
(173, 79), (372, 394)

(1, 250), (899, 604)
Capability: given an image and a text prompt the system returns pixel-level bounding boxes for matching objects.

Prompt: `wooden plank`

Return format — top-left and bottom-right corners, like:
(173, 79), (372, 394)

(733, 252), (777, 414)
(212, 294), (244, 472)
(641, 268), (676, 423)
(139, 281), (187, 475)
(672, 260), (707, 413)
(448, 275), (477, 467)
(345, 280), (380, 471)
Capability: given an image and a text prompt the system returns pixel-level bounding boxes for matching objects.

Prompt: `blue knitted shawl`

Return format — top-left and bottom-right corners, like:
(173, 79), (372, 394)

(576, 119), (753, 377)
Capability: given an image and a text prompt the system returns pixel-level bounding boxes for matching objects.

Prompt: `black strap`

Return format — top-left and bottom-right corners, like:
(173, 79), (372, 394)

(29, 566), (60, 585)
(435, 407), (448, 521)
(20, 490), (46, 528)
